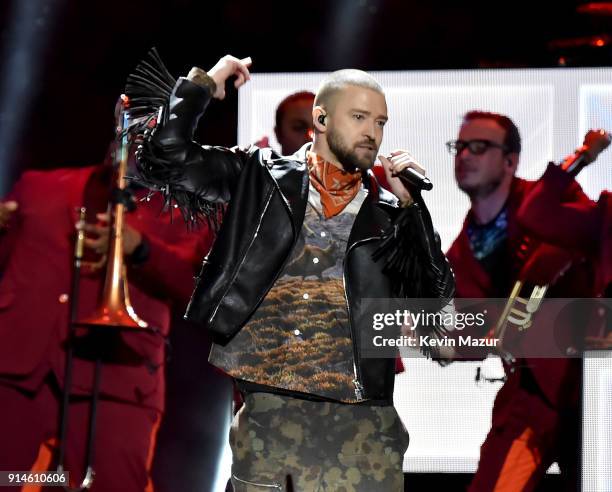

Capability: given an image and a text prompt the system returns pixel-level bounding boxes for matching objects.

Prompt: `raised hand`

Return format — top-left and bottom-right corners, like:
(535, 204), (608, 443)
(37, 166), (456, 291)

(207, 55), (252, 100)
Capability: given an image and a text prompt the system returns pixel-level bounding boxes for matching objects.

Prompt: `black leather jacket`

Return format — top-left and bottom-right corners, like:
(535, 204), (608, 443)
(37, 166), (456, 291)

(136, 77), (454, 402)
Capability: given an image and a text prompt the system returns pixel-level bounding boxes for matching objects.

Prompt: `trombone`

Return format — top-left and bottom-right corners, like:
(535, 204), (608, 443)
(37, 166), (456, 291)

(56, 94), (150, 490)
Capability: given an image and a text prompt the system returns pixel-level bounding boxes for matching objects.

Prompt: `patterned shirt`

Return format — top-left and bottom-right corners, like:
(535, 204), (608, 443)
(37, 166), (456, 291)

(208, 183), (368, 402)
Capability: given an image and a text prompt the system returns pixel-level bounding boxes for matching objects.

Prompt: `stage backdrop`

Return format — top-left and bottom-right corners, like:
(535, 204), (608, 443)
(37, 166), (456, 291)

(237, 67), (612, 473)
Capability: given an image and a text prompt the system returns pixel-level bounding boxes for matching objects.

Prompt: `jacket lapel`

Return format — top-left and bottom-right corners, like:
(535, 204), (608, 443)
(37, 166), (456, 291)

(348, 170), (394, 247)
(454, 224), (493, 296)
(263, 145), (310, 242)
(264, 150), (392, 249)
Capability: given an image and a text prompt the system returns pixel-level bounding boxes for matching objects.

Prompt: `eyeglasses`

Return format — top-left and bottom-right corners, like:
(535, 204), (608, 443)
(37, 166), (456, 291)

(446, 139), (509, 156)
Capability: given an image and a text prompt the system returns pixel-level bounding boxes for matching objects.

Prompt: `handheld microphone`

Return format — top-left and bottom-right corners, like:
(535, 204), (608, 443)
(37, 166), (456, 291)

(397, 166), (433, 191)
(560, 129), (611, 177)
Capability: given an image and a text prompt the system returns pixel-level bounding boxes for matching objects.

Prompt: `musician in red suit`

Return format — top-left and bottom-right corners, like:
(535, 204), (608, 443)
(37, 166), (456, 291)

(446, 111), (596, 492)
(0, 154), (213, 491)
(517, 156), (611, 294)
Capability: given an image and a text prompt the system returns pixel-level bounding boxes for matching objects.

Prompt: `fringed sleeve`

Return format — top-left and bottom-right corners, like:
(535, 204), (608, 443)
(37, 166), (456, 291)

(124, 49), (244, 230)
(372, 197), (456, 358)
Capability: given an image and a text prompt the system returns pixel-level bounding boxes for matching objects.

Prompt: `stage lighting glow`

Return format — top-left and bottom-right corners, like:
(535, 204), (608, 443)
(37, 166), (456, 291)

(0, 0), (60, 195)
(239, 66), (612, 473)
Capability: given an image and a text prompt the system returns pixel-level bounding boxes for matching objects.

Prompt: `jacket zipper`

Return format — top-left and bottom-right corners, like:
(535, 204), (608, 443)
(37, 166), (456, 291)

(343, 236), (379, 402)
(208, 186), (276, 324)
(208, 167), (304, 327)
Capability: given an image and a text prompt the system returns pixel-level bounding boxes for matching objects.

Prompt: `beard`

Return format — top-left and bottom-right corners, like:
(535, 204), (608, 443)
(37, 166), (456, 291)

(327, 127), (377, 172)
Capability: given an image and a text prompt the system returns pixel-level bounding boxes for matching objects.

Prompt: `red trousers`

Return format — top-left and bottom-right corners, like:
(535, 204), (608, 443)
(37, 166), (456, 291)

(0, 377), (160, 492)
(469, 374), (580, 492)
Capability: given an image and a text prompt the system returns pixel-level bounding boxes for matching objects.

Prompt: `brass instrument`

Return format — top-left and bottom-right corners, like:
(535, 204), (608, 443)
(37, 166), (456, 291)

(56, 95), (150, 491)
(494, 129), (611, 365)
(77, 94), (148, 330)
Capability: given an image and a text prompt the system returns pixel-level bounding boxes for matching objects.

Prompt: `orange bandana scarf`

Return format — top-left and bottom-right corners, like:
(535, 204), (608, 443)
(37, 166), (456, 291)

(307, 151), (362, 218)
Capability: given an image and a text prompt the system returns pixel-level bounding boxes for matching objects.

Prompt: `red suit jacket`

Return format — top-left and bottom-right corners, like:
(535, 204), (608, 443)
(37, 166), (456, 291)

(517, 163), (611, 293)
(600, 192), (612, 289)
(0, 165), (213, 412)
(447, 176), (596, 409)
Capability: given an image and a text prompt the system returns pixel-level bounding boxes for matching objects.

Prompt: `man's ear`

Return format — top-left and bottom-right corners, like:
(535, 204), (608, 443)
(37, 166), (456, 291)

(313, 106), (327, 132)
(506, 152), (519, 173)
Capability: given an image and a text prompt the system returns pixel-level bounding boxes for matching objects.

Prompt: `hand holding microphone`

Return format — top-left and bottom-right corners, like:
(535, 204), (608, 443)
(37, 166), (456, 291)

(396, 165), (433, 191)
(560, 128), (611, 176)
(379, 150), (432, 205)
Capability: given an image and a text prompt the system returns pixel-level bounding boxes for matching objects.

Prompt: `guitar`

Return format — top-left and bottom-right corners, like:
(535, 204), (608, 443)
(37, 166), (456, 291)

(494, 129), (611, 365)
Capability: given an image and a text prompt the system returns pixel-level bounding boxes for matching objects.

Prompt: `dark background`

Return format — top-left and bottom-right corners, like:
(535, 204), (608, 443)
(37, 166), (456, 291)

(0, 0), (611, 181)
(0, 1), (609, 490)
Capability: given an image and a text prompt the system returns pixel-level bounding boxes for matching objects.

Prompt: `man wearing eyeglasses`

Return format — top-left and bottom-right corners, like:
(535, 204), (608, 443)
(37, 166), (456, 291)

(446, 111), (595, 491)
(446, 112), (521, 297)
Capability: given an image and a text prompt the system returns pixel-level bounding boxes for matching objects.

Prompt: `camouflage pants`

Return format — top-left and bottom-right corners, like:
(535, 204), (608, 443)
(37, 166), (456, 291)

(229, 392), (409, 491)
